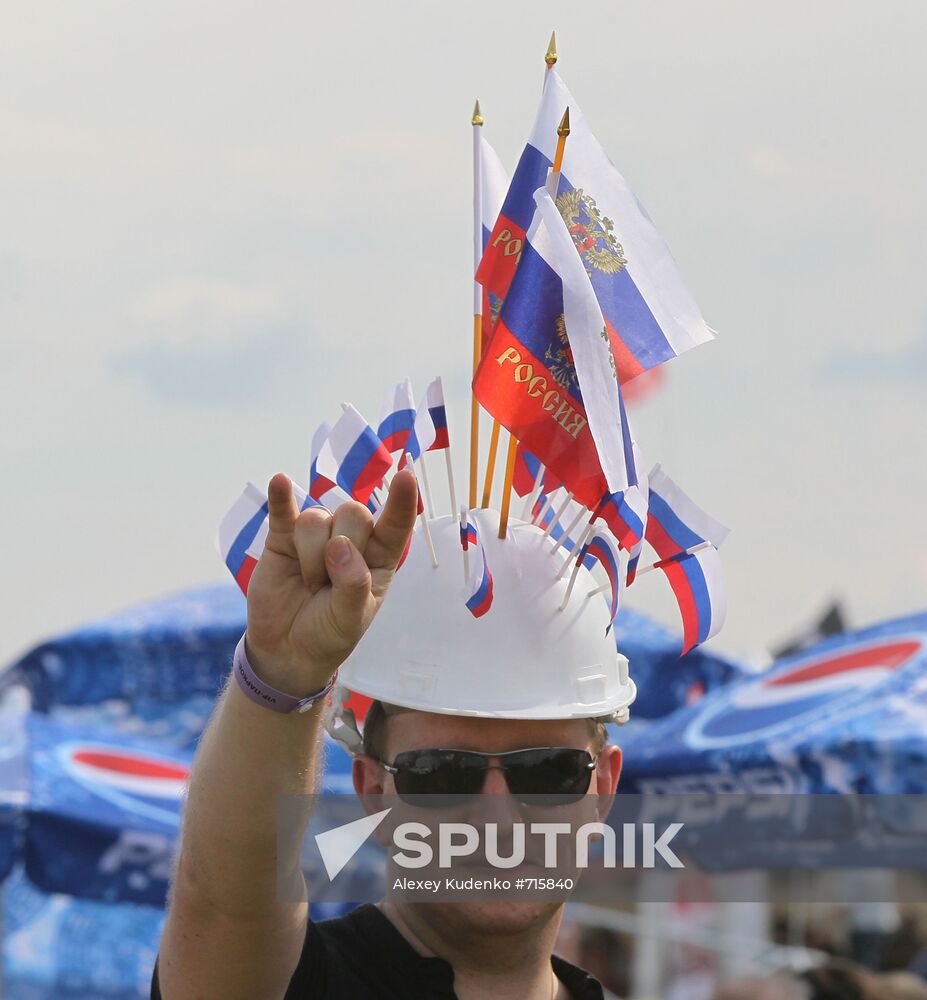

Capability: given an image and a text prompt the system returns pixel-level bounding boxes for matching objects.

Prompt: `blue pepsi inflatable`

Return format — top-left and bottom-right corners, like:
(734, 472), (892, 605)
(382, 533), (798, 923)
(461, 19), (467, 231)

(620, 610), (927, 794)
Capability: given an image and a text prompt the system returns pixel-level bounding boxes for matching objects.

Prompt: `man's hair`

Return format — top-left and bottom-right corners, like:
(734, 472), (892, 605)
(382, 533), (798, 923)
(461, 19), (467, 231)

(361, 700), (608, 761)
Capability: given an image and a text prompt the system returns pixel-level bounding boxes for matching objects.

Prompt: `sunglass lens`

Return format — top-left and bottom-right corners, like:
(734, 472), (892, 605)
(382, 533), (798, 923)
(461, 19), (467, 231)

(391, 750), (487, 804)
(504, 748), (593, 804)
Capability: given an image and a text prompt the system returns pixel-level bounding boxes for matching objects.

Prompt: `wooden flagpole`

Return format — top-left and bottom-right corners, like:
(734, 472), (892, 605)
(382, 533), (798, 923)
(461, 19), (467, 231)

(470, 100), (484, 510)
(498, 106), (570, 540)
(481, 423), (501, 508)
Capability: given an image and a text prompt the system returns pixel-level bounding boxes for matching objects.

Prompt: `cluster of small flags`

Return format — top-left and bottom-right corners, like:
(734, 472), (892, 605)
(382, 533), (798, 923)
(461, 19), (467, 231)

(218, 377), (451, 589)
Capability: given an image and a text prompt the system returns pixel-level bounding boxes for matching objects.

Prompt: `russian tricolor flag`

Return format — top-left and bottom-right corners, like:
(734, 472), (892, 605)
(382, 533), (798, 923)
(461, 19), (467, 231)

(473, 184), (637, 507)
(512, 444), (563, 499)
(377, 380), (417, 456)
(216, 479), (315, 595)
(594, 484), (647, 552)
(415, 377), (450, 453)
(657, 545), (727, 655)
(645, 465), (730, 562)
(461, 518), (494, 618)
(477, 69), (713, 384)
(315, 404), (392, 508)
(308, 422), (345, 508)
(579, 531), (627, 633)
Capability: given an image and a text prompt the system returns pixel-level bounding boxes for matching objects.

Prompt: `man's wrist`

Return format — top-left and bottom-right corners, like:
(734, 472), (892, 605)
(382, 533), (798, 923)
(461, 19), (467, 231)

(235, 635), (337, 714)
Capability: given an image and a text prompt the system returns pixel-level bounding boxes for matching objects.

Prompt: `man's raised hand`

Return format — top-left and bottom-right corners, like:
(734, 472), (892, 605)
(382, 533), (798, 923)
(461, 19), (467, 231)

(244, 470), (419, 696)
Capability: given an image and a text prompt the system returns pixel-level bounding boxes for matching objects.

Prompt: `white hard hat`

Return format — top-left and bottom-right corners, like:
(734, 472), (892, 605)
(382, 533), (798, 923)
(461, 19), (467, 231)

(326, 509), (635, 749)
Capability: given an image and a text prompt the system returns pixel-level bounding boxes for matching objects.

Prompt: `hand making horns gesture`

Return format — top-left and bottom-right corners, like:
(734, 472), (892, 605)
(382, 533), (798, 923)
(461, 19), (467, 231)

(243, 469), (419, 695)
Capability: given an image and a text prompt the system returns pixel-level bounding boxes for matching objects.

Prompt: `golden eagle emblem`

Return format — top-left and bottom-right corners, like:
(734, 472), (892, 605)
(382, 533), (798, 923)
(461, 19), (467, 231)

(545, 314), (580, 394)
(556, 188), (628, 276)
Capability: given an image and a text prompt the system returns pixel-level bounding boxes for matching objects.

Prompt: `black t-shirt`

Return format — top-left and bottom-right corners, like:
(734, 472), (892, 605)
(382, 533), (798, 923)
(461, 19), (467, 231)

(151, 903), (605, 999)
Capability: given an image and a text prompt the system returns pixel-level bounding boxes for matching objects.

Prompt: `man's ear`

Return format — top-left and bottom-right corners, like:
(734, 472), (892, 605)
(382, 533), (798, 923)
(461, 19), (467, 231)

(352, 755), (394, 847)
(594, 744), (622, 821)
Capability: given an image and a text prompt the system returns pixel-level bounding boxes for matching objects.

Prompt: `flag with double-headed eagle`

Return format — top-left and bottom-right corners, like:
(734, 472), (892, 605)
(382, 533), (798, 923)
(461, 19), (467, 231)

(477, 69), (713, 384)
(473, 183), (638, 508)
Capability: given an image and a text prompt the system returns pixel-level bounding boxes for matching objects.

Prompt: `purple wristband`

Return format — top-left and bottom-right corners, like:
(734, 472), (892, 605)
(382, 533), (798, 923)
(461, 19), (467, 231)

(233, 635), (336, 714)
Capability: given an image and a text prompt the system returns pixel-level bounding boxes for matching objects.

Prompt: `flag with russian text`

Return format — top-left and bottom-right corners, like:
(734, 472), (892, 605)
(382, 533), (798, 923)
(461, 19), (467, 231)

(645, 465), (730, 562)
(473, 185), (637, 507)
(477, 69), (713, 383)
(217, 479), (314, 595)
(657, 545), (727, 654)
(579, 531), (627, 633)
(315, 404), (392, 508)
(461, 518), (494, 618)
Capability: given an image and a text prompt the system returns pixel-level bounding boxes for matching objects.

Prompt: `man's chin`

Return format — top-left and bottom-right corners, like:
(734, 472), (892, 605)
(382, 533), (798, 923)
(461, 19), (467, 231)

(415, 897), (562, 935)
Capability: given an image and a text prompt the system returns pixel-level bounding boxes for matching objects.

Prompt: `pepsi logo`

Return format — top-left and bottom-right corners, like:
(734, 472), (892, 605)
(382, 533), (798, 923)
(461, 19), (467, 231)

(685, 636), (924, 750)
(62, 743), (190, 826)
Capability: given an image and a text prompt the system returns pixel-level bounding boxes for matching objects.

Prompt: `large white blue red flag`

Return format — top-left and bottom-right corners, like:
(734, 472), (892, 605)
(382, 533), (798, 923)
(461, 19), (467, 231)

(645, 465), (730, 562)
(377, 380), (417, 456)
(475, 130), (510, 349)
(217, 479), (314, 595)
(579, 530), (628, 633)
(473, 184), (637, 506)
(657, 545), (727, 654)
(315, 404), (392, 508)
(461, 517), (494, 618)
(477, 69), (712, 384)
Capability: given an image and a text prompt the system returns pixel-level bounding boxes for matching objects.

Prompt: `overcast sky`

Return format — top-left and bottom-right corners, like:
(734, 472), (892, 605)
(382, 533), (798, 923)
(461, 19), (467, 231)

(2, 1), (925, 670)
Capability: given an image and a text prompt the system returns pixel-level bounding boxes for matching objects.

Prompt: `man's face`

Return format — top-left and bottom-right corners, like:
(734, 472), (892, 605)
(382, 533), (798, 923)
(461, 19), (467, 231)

(353, 709), (623, 937)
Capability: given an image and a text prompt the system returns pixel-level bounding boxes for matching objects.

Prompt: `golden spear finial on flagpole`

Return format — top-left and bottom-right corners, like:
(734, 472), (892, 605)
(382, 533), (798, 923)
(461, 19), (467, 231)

(545, 31), (558, 69)
(471, 99), (483, 127)
(498, 108), (571, 541)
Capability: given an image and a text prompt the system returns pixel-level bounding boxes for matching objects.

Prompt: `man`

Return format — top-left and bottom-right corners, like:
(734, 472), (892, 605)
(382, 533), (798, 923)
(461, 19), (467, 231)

(153, 469), (633, 998)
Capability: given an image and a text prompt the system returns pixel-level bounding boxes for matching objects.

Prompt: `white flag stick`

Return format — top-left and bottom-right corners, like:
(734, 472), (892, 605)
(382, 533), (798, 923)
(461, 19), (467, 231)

(560, 553), (585, 611)
(418, 454), (436, 519)
(636, 541), (713, 580)
(532, 491), (556, 528)
(586, 541), (715, 598)
(558, 523), (593, 579)
(459, 505), (470, 583)
(551, 505), (590, 557)
(520, 464), (546, 521)
(419, 507), (438, 568)
(540, 491), (574, 544)
(444, 450), (458, 522)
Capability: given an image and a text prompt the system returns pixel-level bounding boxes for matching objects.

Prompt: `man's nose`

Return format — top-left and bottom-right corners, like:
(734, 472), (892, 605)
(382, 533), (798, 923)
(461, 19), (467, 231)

(480, 765), (510, 796)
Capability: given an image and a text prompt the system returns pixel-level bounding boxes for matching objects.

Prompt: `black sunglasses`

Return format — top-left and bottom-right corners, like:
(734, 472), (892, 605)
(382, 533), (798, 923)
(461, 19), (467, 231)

(378, 747), (597, 806)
